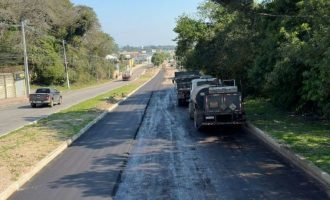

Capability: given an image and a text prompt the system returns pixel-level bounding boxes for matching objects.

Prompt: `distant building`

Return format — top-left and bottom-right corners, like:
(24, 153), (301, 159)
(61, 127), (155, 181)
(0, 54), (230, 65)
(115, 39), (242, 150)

(105, 55), (119, 62)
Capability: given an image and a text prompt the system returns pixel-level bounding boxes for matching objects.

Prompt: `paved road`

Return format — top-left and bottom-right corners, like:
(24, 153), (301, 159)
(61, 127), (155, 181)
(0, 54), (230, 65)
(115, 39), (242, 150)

(0, 65), (148, 136)
(10, 68), (329, 200)
(115, 76), (329, 200)
(9, 69), (164, 200)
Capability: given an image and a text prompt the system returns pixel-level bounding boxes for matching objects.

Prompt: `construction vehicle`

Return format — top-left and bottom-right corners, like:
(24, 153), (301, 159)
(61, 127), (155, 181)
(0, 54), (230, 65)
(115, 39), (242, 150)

(188, 77), (218, 119)
(189, 79), (245, 130)
(173, 71), (200, 106)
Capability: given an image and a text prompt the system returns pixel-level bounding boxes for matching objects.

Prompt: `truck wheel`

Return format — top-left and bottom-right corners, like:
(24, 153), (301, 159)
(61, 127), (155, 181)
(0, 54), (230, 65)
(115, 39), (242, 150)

(177, 99), (182, 106)
(49, 99), (54, 107)
(58, 97), (62, 105)
(31, 103), (36, 108)
(194, 111), (203, 131)
(188, 103), (194, 120)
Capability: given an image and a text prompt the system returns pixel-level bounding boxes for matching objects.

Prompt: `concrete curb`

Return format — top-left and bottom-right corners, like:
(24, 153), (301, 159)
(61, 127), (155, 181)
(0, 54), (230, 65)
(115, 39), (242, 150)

(0, 67), (160, 200)
(244, 122), (330, 195)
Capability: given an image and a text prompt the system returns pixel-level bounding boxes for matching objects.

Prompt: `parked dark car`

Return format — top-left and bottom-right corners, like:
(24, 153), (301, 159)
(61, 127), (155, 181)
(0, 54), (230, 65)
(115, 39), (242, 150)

(29, 88), (62, 108)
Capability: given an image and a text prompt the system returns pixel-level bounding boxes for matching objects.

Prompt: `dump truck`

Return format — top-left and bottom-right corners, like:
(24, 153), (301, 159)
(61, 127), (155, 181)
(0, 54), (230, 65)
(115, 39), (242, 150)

(173, 71), (200, 106)
(190, 80), (245, 130)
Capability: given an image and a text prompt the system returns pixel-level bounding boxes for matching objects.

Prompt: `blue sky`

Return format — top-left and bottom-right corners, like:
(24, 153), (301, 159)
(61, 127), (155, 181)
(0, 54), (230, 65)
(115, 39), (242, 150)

(71, 0), (204, 47)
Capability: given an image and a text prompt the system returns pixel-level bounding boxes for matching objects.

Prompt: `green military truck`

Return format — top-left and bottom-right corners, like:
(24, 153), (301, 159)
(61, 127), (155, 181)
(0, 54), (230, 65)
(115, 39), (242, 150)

(173, 71), (200, 106)
(189, 80), (245, 130)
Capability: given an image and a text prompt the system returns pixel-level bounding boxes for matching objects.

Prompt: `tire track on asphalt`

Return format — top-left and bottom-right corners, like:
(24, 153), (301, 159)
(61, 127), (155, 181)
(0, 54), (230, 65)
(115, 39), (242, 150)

(115, 83), (220, 200)
(111, 92), (154, 197)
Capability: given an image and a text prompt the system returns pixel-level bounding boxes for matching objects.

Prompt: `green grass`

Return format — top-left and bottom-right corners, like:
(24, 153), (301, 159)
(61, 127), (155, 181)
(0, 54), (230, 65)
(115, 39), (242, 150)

(30, 64), (146, 93)
(245, 98), (330, 173)
(31, 79), (113, 93)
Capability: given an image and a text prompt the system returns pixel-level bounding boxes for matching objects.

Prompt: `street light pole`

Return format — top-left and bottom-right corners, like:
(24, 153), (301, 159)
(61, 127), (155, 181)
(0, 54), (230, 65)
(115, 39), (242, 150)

(21, 20), (30, 97)
(62, 40), (70, 89)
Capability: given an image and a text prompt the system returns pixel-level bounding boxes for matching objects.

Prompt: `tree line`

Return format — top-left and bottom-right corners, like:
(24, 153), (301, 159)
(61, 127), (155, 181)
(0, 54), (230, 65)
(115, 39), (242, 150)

(174, 0), (330, 116)
(0, 0), (117, 85)
(121, 45), (175, 52)
(151, 52), (171, 66)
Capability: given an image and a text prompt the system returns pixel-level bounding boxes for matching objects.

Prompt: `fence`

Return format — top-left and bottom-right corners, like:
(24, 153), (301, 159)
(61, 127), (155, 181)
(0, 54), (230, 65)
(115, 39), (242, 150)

(0, 73), (25, 100)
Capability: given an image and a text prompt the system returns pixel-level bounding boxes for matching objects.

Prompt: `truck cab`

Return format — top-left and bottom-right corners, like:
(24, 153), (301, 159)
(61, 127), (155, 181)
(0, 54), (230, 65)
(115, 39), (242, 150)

(173, 71), (200, 106)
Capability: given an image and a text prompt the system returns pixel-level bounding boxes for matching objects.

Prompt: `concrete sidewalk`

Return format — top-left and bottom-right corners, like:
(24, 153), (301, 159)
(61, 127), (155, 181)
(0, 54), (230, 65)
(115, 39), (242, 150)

(0, 96), (28, 108)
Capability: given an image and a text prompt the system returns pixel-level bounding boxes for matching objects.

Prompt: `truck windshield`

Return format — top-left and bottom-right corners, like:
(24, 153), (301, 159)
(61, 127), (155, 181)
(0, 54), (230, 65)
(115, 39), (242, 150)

(197, 81), (216, 86)
(177, 82), (191, 89)
(36, 88), (50, 93)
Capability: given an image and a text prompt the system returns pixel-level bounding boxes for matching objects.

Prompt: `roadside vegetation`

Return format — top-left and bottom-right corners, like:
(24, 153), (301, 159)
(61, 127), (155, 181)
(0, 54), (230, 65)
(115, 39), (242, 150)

(245, 98), (330, 173)
(30, 79), (112, 93)
(0, 67), (158, 192)
(151, 52), (171, 66)
(0, 0), (117, 86)
(174, 0), (330, 117)
(174, 0), (330, 173)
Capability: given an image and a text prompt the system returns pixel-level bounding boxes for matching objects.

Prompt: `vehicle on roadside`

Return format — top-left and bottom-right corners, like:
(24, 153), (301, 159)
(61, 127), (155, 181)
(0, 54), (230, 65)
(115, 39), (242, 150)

(190, 80), (245, 130)
(188, 77), (218, 119)
(29, 88), (62, 108)
(122, 70), (132, 81)
(173, 71), (200, 106)
(122, 64), (133, 81)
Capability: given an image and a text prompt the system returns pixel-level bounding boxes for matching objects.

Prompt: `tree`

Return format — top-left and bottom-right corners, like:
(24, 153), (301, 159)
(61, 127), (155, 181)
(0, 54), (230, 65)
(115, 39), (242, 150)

(174, 0), (330, 116)
(0, 0), (118, 85)
(151, 52), (170, 66)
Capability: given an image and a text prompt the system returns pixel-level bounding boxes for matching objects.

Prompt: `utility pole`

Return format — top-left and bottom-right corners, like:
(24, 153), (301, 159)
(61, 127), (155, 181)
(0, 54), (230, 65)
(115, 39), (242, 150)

(108, 61), (111, 79)
(95, 56), (99, 82)
(62, 40), (70, 89)
(21, 20), (30, 97)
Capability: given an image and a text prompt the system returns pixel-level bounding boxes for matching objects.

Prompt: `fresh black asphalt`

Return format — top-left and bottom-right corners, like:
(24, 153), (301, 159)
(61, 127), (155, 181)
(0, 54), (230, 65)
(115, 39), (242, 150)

(10, 69), (164, 200)
(9, 68), (329, 200)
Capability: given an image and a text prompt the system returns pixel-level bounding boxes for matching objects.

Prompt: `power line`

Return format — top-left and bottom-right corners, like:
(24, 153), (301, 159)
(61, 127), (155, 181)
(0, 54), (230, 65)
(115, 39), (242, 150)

(0, 22), (21, 28)
(252, 12), (323, 19)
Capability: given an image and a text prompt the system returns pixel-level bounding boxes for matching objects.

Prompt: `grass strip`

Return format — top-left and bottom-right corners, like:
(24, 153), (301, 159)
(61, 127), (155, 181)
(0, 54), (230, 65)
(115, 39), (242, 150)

(245, 98), (330, 173)
(0, 67), (158, 192)
(31, 79), (113, 93)
(31, 65), (145, 93)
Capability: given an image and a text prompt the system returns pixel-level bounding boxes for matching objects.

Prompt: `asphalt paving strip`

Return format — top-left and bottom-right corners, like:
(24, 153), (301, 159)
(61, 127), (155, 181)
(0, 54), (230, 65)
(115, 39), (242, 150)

(110, 91), (154, 197)
(9, 70), (164, 200)
(8, 69), (330, 200)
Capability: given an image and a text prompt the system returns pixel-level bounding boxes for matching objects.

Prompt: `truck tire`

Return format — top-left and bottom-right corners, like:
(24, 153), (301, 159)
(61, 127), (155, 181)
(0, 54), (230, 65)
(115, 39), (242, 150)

(31, 103), (36, 108)
(188, 102), (194, 119)
(194, 110), (203, 131)
(58, 97), (62, 105)
(177, 99), (182, 106)
(49, 99), (54, 107)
